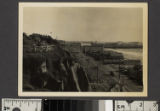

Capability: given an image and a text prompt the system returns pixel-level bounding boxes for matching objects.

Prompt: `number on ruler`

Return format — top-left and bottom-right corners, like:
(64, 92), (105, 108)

(3, 106), (10, 110)
(139, 102), (143, 107)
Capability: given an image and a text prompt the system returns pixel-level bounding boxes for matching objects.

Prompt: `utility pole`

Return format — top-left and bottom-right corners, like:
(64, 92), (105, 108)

(118, 61), (121, 83)
(97, 64), (99, 84)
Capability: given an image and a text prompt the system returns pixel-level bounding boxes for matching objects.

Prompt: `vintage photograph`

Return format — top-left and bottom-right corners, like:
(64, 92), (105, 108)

(18, 3), (148, 96)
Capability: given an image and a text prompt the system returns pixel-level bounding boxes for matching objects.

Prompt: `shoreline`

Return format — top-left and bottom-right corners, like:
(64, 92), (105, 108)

(104, 48), (142, 62)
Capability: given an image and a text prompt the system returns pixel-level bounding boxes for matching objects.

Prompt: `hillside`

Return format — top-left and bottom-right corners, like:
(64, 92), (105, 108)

(23, 33), (90, 91)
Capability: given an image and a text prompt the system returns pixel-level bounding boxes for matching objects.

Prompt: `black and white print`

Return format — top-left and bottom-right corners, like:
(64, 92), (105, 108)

(18, 3), (148, 96)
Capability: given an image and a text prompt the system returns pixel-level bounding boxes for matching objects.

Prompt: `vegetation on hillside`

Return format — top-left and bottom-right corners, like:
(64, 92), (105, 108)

(23, 33), (90, 91)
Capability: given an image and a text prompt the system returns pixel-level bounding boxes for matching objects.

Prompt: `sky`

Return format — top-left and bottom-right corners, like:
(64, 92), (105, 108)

(23, 7), (143, 42)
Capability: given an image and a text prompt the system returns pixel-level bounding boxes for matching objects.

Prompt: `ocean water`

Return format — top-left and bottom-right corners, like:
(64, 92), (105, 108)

(104, 48), (142, 61)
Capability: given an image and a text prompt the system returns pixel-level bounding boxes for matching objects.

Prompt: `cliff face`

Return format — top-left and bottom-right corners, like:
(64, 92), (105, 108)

(23, 33), (90, 91)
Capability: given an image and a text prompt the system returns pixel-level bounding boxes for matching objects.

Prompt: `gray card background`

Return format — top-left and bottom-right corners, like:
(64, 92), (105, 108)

(0, 0), (159, 100)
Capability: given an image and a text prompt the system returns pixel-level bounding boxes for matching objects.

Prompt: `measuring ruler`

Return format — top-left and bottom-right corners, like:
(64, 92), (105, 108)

(114, 100), (159, 111)
(1, 99), (100, 111)
(1, 99), (42, 111)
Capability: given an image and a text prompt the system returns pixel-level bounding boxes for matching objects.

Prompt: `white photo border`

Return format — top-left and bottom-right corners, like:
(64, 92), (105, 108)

(18, 2), (148, 97)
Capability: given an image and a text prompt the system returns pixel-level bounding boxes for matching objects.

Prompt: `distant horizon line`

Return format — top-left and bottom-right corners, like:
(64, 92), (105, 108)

(23, 32), (142, 43)
(58, 40), (142, 43)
